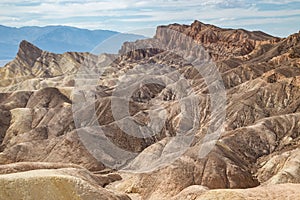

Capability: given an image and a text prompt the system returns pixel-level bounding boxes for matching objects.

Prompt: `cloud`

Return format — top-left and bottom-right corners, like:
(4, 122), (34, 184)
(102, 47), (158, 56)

(0, 0), (299, 37)
(260, 0), (300, 4)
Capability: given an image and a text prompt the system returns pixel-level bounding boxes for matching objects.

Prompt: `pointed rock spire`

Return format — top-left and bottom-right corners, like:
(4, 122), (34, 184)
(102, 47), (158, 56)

(17, 40), (43, 67)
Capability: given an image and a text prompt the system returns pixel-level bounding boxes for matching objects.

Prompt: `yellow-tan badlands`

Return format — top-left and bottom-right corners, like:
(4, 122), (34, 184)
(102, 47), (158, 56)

(0, 21), (299, 199)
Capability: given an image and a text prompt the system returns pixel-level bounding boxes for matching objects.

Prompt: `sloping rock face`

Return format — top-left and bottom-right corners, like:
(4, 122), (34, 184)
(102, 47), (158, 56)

(172, 184), (300, 200)
(0, 88), (104, 171)
(0, 20), (300, 200)
(0, 162), (130, 200)
(110, 21), (300, 199)
(155, 20), (279, 60)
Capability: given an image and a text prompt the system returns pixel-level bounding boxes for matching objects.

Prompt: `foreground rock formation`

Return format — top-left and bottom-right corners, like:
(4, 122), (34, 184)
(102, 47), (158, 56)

(172, 184), (300, 200)
(0, 20), (299, 199)
(0, 162), (129, 200)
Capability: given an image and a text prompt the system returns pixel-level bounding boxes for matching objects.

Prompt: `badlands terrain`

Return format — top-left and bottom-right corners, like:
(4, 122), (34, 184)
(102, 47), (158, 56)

(0, 20), (300, 199)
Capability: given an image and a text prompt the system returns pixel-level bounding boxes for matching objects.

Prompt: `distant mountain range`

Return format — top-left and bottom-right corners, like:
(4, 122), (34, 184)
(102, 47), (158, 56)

(0, 25), (145, 60)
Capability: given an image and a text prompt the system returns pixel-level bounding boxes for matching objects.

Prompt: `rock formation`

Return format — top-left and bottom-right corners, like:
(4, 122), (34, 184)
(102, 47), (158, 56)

(0, 20), (300, 199)
(0, 162), (130, 200)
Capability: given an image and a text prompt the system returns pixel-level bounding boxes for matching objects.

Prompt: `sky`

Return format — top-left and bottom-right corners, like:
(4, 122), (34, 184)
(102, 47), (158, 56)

(0, 0), (300, 37)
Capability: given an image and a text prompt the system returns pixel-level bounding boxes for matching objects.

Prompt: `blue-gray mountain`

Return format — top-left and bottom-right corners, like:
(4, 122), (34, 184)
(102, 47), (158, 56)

(0, 25), (145, 60)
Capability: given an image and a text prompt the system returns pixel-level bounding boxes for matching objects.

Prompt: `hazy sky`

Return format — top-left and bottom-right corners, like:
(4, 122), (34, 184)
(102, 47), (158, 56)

(1, 0), (300, 37)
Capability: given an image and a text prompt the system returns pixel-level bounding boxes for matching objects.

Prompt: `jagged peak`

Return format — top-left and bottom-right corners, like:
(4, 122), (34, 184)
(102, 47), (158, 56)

(158, 20), (211, 28)
(155, 20), (277, 42)
(17, 40), (43, 67)
(285, 31), (300, 44)
(190, 20), (217, 30)
(18, 40), (42, 56)
(130, 21), (280, 61)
